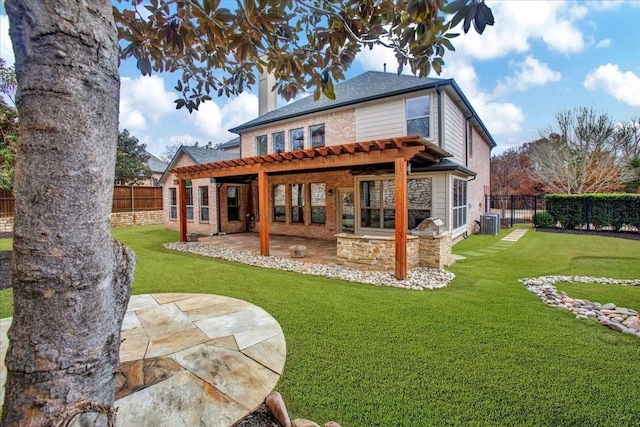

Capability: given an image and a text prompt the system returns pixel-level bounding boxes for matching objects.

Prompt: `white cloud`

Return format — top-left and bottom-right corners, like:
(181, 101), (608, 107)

(191, 91), (258, 141)
(596, 38), (611, 48)
(583, 63), (640, 107)
(119, 75), (174, 131)
(494, 56), (561, 96)
(0, 15), (14, 66)
(452, 1), (587, 59)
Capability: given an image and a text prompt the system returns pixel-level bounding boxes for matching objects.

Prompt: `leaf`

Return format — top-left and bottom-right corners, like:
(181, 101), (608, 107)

(441, 0), (467, 14)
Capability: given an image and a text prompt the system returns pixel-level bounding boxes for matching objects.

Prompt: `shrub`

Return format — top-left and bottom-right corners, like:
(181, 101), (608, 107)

(534, 211), (556, 228)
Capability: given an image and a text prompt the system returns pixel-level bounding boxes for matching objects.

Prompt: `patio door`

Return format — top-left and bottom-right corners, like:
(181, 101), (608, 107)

(338, 189), (355, 233)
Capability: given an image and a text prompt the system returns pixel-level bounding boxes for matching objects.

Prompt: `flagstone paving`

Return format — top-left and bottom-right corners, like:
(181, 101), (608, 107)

(457, 228), (529, 259)
(0, 293), (286, 426)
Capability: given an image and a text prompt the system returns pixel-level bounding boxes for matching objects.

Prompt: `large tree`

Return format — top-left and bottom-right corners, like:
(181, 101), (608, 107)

(490, 146), (542, 196)
(115, 129), (152, 185)
(0, 59), (18, 190)
(3, 0), (493, 425)
(527, 107), (634, 194)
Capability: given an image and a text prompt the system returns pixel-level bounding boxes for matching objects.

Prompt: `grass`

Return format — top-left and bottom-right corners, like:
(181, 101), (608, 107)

(1, 225), (640, 426)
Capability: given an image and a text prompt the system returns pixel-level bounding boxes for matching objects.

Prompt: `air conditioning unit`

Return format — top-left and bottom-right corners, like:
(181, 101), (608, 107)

(480, 213), (500, 235)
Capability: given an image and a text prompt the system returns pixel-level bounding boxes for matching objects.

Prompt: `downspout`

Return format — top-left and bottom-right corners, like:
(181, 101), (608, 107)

(436, 86), (444, 148)
(216, 181), (223, 234)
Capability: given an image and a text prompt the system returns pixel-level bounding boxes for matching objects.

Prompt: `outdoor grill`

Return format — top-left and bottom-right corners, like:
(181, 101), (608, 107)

(411, 217), (444, 236)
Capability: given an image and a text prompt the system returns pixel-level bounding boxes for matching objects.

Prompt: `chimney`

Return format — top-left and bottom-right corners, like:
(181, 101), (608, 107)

(258, 67), (277, 116)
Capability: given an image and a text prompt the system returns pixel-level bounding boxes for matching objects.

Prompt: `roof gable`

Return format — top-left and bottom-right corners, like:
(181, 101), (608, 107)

(158, 145), (239, 184)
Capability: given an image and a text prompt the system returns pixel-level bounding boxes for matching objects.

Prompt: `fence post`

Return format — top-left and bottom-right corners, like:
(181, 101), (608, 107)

(510, 195), (515, 227)
(585, 196), (591, 231)
(533, 195), (538, 227)
(485, 193), (489, 213)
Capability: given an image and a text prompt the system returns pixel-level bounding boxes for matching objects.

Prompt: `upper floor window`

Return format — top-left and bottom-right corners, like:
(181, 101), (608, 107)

(256, 135), (267, 155)
(272, 131), (285, 154)
(290, 128), (305, 151)
(406, 95), (430, 138)
(310, 124), (325, 148)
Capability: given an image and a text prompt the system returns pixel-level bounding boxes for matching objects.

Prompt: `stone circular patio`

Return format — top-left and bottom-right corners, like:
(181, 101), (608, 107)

(0, 293), (286, 426)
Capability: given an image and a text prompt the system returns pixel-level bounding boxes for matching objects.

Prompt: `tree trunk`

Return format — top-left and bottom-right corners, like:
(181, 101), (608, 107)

(2, 1), (135, 426)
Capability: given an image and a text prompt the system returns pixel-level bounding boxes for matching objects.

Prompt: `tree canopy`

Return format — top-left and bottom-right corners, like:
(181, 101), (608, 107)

(0, 59), (17, 190)
(114, 0), (493, 111)
(115, 129), (153, 185)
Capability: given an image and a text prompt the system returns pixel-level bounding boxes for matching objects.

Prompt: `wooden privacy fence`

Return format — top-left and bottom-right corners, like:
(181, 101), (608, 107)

(0, 186), (163, 216)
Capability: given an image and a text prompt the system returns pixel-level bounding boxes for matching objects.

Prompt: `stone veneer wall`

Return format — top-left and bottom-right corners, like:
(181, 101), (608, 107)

(336, 233), (419, 270)
(0, 216), (14, 233)
(0, 211), (164, 232)
(111, 210), (164, 227)
(416, 231), (453, 269)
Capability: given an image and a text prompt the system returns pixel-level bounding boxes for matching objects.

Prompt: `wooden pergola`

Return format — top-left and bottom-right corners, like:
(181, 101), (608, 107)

(170, 135), (450, 280)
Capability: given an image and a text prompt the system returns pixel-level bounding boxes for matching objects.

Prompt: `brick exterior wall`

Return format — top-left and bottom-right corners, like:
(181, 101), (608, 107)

(257, 169), (355, 240)
(336, 233), (420, 270)
(241, 109), (356, 156)
(467, 126), (492, 236)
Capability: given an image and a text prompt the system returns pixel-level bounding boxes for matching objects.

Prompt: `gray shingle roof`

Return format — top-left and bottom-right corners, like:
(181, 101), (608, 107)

(217, 137), (240, 150)
(182, 146), (239, 164)
(144, 151), (168, 173)
(230, 71), (445, 132)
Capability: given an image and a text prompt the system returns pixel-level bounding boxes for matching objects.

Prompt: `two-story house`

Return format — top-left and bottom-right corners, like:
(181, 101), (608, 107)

(168, 71), (495, 278)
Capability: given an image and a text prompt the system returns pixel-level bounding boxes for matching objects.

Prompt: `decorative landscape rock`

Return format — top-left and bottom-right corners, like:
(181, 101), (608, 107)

(265, 392), (291, 427)
(165, 242), (454, 290)
(520, 275), (640, 339)
(292, 420), (320, 427)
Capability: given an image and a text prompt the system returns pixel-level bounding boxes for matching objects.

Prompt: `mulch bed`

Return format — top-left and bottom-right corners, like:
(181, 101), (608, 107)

(534, 227), (640, 241)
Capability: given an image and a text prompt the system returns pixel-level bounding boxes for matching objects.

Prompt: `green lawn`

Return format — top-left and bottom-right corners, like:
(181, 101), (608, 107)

(1, 225), (639, 426)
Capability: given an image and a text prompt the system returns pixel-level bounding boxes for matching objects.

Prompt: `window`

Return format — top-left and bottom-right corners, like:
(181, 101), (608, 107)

(185, 185), (193, 221)
(272, 131), (285, 153)
(309, 124), (325, 148)
(452, 178), (468, 230)
(169, 188), (177, 220)
(310, 183), (326, 224)
(360, 180), (395, 229)
(406, 95), (430, 138)
(227, 186), (240, 221)
(408, 178), (432, 229)
(256, 135), (267, 155)
(290, 183), (304, 223)
(290, 128), (304, 151)
(273, 184), (286, 222)
(199, 186), (209, 223)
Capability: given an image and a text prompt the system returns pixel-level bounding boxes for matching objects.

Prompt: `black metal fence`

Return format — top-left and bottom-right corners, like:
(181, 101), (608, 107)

(485, 194), (546, 227)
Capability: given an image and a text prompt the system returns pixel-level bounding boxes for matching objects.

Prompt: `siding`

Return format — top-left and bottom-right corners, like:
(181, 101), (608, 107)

(355, 100), (405, 141)
(443, 92), (464, 162)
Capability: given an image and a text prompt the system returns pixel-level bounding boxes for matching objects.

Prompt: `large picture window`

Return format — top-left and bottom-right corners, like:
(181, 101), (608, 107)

(360, 180), (395, 229)
(309, 124), (325, 148)
(290, 128), (305, 151)
(273, 184), (286, 222)
(256, 135), (267, 155)
(169, 188), (177, 220)
(290, 183), (304, 223)
(199, 186), (209, 223)
(452, 178), (468, 230)
(272, 131), (285, 153)
(406, 95), (430, 138)
(227, 186), (240, 221)
(310, 183), (326, 224)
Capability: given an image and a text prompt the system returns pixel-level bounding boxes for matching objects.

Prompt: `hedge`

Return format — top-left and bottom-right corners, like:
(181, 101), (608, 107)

(543, 194), (640, 232)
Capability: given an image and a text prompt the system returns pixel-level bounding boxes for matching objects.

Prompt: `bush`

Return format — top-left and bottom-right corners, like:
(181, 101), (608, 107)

(534, 211), (555, 228)
(545, 193), (640, 232)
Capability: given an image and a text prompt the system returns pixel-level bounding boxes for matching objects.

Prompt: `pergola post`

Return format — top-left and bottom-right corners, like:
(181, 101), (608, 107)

(394, 158), (408, 280)
(258, 168), (270, 256)
(178, 177), (187, 243)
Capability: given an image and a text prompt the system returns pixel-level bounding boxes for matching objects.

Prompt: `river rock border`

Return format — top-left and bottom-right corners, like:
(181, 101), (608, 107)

(164, 242), (454, 290)
(520, 275), (640, 339)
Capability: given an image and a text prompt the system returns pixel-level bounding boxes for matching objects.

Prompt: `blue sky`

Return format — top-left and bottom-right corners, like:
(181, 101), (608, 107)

(2, 1), (639, 157)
